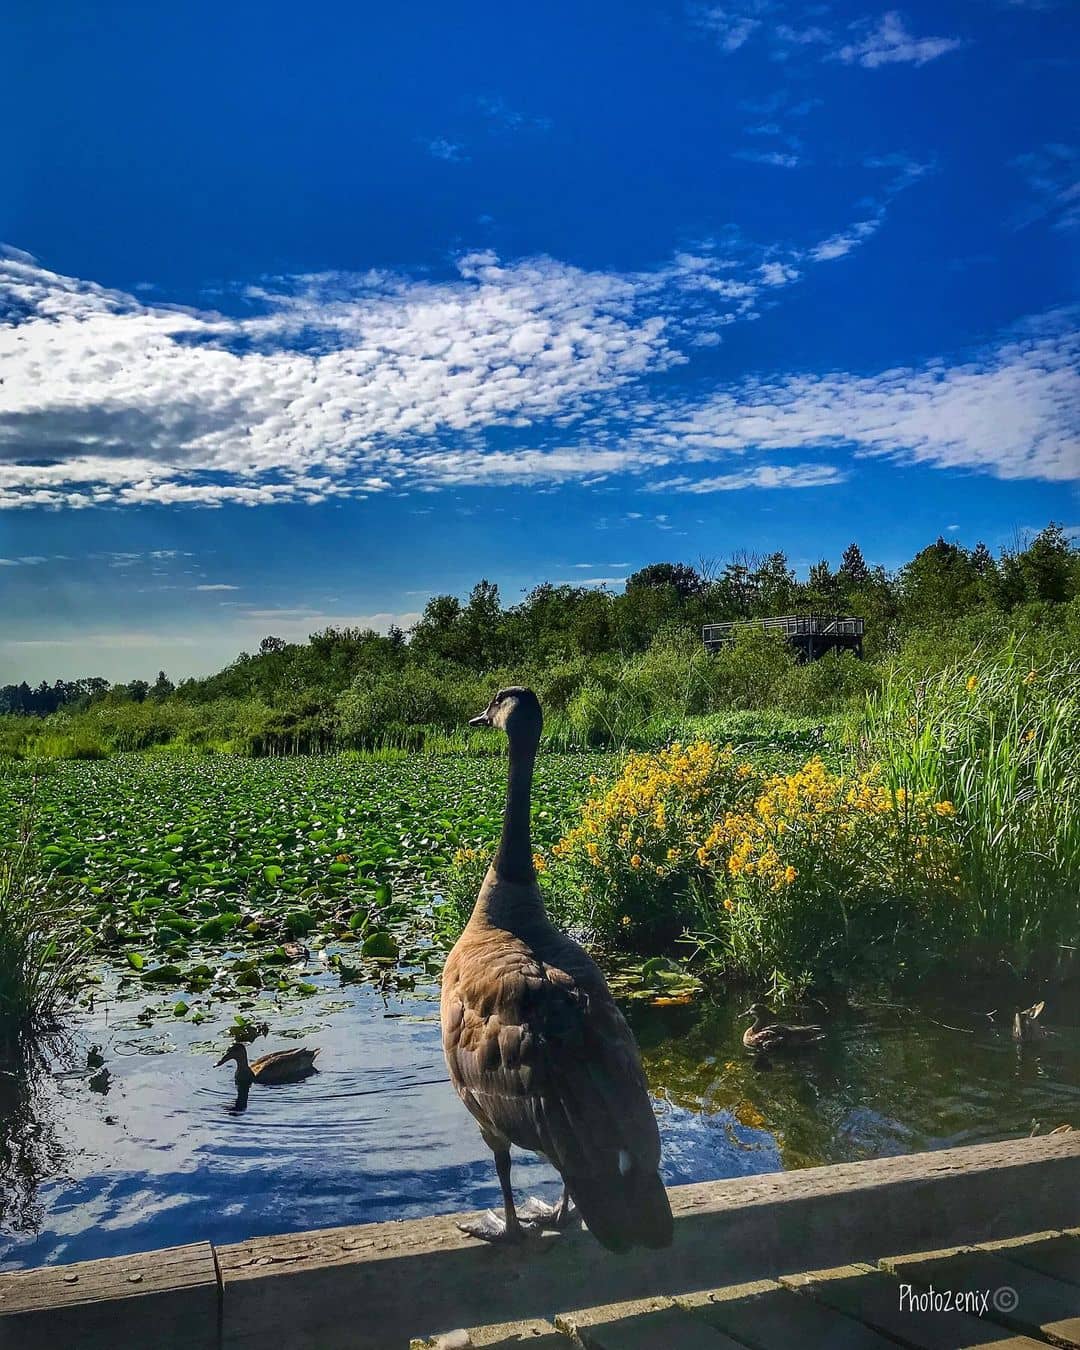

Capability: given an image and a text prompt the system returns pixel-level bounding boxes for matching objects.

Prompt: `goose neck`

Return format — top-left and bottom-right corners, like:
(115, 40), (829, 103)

(493, 730), (538, 884)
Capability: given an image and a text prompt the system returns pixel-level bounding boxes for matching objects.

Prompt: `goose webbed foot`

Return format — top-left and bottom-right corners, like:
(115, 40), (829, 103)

(457, 1210), (527, 1244)
(518, 1189), (577, 1231)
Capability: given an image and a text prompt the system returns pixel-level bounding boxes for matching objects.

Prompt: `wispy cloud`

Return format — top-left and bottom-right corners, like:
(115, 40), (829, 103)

(475, 96), (552, 135)
(194, 583), (239, 591)
(426, 138), (467, 162)
(692, 3), (766, 52)
(648, 464), (845, 492)
(1010, 143), (1080, 231)
(733, 148), (801, 168)
(832, 12), (963, 68)
(695, 5), (963, 70)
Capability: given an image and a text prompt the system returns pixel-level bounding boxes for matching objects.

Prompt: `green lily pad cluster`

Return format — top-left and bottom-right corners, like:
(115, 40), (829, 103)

(0, 752), (606, 1015)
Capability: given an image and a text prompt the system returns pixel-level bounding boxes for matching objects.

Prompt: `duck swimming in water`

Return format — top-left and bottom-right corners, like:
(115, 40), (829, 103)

(440, 687), (673, 1254)
(215, 1041), (320, 1088)
(742, 1002), (826, 1053)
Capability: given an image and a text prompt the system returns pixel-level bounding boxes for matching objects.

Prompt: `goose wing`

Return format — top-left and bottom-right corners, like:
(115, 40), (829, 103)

(443, 953), (660, 1177)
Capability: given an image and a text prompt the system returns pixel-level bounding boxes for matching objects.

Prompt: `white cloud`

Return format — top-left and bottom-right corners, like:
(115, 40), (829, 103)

(1, 246), (1074, 509)
(194, 583), (239, 591)
(811, 219), (881, 260)
(833, 12), (963, 68)
(759, 261), (800, 286)
(650, 317), (1079, 481)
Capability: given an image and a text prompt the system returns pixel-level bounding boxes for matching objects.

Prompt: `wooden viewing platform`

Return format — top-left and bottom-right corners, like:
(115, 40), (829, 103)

(1, 1134), (1077, 1349)
(703, 614), (865, 660)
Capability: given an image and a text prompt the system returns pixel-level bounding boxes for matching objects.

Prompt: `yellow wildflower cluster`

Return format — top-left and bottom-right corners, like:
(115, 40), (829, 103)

(552, 741), (755, 876)
(694, 757), (958, 897)
(551, 743), (963, 943)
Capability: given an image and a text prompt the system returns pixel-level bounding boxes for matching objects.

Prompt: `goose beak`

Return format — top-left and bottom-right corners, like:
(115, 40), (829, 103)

(215, 1052), (231, 1067)
(469, 711), (492, 727)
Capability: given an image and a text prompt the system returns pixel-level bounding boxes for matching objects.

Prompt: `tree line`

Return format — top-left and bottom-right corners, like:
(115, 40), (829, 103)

(2, 525), (1076, 754)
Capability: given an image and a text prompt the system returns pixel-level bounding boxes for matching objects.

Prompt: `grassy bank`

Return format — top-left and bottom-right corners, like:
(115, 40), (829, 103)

(513, 642), (1078, 995)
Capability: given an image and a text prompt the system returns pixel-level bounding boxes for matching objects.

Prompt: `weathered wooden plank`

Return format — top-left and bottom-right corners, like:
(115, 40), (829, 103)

(214, 1134), (1079, 1350)
(781, 1265), (1047, 1350)
(886, 1248), (1080, 1348)
(985, 1232), (1080, 1289)
(0, 1241), (219, 1350)
(555, 1298), (748, 1350)
(411, 1326), (568, 1349)
(680, 1277), (899, 1349)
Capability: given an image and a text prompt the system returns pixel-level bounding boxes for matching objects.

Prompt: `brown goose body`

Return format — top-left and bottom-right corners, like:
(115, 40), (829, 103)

(742, 1003), (825, 1053)
(441, 687), (673, 1254)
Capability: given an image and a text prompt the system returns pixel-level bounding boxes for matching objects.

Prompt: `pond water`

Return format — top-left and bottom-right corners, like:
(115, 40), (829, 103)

(3, 967), (1077, 1271)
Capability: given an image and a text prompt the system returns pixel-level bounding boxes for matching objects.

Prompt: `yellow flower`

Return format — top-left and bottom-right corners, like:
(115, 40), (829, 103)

(966, 675), (978, 692)
(933, 800), (956, 817)
(630, 854), (642, 869)
(1024, 728), (1036, 742)
(532, 854), (547, 873)
(621, 914), (632, 927)
(723, 898), (736, 912)
(783, 865), (797, 884)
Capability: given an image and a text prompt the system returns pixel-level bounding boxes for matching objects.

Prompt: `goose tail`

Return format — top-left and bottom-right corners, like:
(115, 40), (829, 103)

(565, 1162), (674, 1254)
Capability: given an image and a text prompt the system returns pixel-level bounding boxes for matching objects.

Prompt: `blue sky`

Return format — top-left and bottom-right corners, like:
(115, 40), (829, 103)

(1, 0), (1077, 681)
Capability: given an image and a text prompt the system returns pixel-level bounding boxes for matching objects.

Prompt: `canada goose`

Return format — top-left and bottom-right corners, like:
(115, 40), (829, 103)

(215, 1041), (320, 1088)
(441, 687), (673, 1253)
(1013, 1001), (1052, 1043)
(742, 1003), (825, 1053)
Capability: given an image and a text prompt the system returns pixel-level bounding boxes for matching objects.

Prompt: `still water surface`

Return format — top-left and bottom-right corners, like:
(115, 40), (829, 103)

(2, 972), (1077, 1270)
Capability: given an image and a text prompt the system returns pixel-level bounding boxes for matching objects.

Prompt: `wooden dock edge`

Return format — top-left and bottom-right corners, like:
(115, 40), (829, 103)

(1, 1134), (1077, 1350)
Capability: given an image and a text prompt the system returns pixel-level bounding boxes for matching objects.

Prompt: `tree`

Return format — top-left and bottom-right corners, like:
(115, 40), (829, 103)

(899, 538), (982, 628)
(750, 551), (797, 615)
(1010, 524), (1077, 605)
(259, 636), (288, 655)
(803, 560), (842, 611)
(839, 543), (870, 585)
(624, 562), (704, 603)
(150, 670), (175, 701)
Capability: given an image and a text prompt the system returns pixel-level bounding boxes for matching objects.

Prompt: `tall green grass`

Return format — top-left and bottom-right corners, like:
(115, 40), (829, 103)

(865, 641), (1080, 970)
(0, 833), (89, 1049)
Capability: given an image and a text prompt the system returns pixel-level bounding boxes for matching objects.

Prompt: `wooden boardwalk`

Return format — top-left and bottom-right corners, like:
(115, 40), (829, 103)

(440, 1228), (1080, 1349)
(1, 1134), (1077, 1350)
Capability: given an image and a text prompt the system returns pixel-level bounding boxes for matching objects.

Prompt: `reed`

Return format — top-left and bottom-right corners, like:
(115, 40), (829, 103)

(0, 830), (89, 1048)
(865, 641), (1080, 969)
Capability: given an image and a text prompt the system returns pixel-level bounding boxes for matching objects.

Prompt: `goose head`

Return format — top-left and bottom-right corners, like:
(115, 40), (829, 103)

(469, 687), (543, 745)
